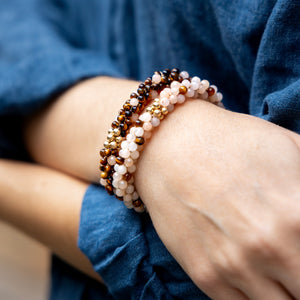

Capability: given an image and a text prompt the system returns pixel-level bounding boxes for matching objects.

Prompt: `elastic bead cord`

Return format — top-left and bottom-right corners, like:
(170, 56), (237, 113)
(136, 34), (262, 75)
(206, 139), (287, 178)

(99, 69), (224, 213)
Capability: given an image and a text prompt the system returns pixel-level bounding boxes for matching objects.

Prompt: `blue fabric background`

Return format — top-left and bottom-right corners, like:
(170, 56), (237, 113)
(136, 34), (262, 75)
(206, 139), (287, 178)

(0, 0), (299, 299)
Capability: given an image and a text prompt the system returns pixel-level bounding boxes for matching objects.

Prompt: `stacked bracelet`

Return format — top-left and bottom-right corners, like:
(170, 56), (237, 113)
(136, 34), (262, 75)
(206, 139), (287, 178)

(99, 68), (224, 213)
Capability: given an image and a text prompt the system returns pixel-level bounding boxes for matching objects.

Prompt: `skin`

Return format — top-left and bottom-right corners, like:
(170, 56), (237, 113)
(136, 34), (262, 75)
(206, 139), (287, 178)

(1, 77), (299, 299)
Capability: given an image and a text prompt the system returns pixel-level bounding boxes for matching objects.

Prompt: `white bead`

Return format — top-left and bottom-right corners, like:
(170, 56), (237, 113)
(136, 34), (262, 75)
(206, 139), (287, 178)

(139, 112), (151, 122)
(126, 133), (135, 142)
(179, 71), (189, 79)
(128, 164), (136, 173)
(100, 178), (107, 186)
(199, 91), (208, 100)
(126, 184), (135, 194)
(131, 113), (139, 122)
(112, 179), (119, 188)
(118, 180), (128, 190)
(131, 151), (139, 159)
(152, 74), (161, 84)
(170, 87), (179, 95)
(160, 97), (170, 107)
(119, 149), (130, 158)
(114, 164), (119, 172)
(113, 172), (122, 181)
(144, 131), (152, 139)
(121, 141), (129, 149)
(201, 79), (210, 90)
(117, 165), (127, 175)
(186, 88), (195, 97)
(128, 177), (134, 184)
(124, 196), (134, 209)
(167, 104), (175, 112)
(177, 94), (185, 103)
(182, 79), (190, 88)
(135, 127), (144, 137)
(128, 142), (138, 152)
(197, 84), (206, 94)
(124, 157), (134, 167)
(170, 81), (181, 89)
(115, 188), (125, 197)
(143, 122), (152, 131)
(130, 98), (139, 106)
(129, 127), (136, 135)
(192, 76), (201, 84)
(190, 81), (199, 90)
(160, 88), (171, 98)
(132, 191), (139, 200)
(217, 92), (223, 101)
(210, 85), (218, 93)
(151, 117), (160, 127)
(108, 155), (116, 165)
(169, 95), (178, 104)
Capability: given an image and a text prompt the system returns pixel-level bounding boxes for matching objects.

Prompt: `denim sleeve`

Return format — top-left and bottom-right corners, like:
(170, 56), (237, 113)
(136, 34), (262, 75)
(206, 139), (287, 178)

(0, 0), (121, 117)
(78, 184), (210, 300)
(249, 0), (300, 133)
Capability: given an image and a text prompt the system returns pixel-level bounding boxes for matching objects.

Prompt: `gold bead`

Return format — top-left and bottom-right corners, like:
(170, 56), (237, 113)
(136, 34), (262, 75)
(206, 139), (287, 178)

(162, 107), (168, 115)
(153, 102), (160, 108)
(154, 109), (161, 117)
(159, 114), (164, 120)
(116, 136), (123, 143)
(107, 133), (114, 141)
(104, 141), (110, 148)
(146, 107), (152, 113)
(108, 128), (114, 134)
(110, 141), (117, 149)
(113, 128), (121, 136)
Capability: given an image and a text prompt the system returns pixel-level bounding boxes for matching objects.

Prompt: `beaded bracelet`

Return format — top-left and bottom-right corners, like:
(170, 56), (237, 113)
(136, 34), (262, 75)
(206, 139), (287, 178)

(99, 68), (224, 213)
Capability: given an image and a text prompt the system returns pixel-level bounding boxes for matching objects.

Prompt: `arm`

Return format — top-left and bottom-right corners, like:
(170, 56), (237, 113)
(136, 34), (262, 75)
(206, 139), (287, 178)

(23, 76), (300, 299)
(0, 159), (102, 283)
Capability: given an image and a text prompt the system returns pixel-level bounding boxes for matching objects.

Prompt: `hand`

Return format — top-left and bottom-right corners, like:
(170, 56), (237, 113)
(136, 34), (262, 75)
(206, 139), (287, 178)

(136, 100), (300, 300)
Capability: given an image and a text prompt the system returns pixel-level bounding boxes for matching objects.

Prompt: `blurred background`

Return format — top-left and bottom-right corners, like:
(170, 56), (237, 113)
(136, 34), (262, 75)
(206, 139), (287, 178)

(0, 221), (50, 300)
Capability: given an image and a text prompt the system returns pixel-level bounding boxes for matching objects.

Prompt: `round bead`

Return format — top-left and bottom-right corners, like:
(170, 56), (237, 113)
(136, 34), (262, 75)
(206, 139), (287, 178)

(144, 131), (152, 139)
(170, 87), (179, 95)
(192, 76), (201, 84)
(121, 141), (129, 149)
(126, 185), (135, 194)
(119, 149), (131, 159)
(160, 88), (171, 98)
(199, 91), (208, 100)
(117, 165), (127, 175)
(126, 133), (135, 142)
(177, 94), (186, 103)
(100, 178), (107, 186)
(179, 71), (189, 79)
(129, 127), (136, 135)
(128, 142), (138, 152)
(132, 191), (139, 200)
(124, 157), (134, 167)
(134, 205), (145, 213)
(118, 180), (128, 190)
(170, 81), (181, 89)
(112, 180), (119, 188)
(210, 85), (218, 93)
(143, 122), (152, 131)
(186, 88), (195, 97)
(128, 177), (134, 184)
(182, 79), (191, 88)
(108, 155), (116, 165)
(115, 188), (125, 197)
(152, 74), (161, 84)
(151, 117), (160, 127)
(114, 164), (119, 172)
(190, 81), (199, 90)
(169, 95), (178, 104)
(167, 103), (175, 112)
(201, 79), (210, 90)
(128, 164), (136, 173)
(217, 92), (223, 102)
(139, 112), (151, 122)
(130, 98), (139, 106)
(135, 127), (144, 137)
(113, 172), (122, 181)
(131, 113), (139, 122)
(160, 98), (170, 107)
(131, 150), (139, 159)
(123, 197), (134, 209)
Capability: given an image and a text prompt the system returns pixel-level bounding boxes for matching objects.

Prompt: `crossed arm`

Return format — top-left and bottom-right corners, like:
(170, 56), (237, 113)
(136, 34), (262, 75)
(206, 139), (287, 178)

(1, 76), (300, 299)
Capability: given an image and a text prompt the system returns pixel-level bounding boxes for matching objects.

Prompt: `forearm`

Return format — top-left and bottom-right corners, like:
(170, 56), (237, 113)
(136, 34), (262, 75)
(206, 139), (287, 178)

(0, 159), (102, 283)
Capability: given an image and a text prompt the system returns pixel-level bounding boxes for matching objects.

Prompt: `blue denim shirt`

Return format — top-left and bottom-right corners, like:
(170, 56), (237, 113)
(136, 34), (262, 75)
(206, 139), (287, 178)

(0, 0), (299, 299)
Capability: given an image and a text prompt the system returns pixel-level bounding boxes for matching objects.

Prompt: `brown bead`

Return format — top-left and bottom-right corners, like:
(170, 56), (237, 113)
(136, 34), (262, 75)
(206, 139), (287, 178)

(207, 87), (215, 96)
(116, 136), (122, 143)
(133, 199), (142, 207)
(112, 121), (119, 128)
(105, 165), (111, 173)
(119, 122), (128, 130)
(116, 195), (123, 201)
(105, 184), (114, 195)
(144, 78), (152, 85)
(120, 130), (126, 137)
(125, 119), (132, 126)
(105, 149), (111, 156)
(117, 114), (126, 122)
(111, 149), (118, 156)
(137, 87), (145, 95)
(161, 76), (168, 83)
(116, 156), (124, 164)
(100, 148), (106, 158)
(172, 68), (180, 74)
(137, 95), (145, 102)
(179, 86), (187, 94)
(107, 177), (113, 185)
(101, 171), (108, 179)
(123, 103), (131, 111)
(135, 119), (143, 127)
(125, 110), (132, 117)
(135, 137), (145, 145)
(130, 92), (138, 99)
(124, 173), (132, 181)
(100, 157), (107, 165)
(131, 105), (138, 113)
(99, 165), (105, 171)
(119, 109), (125, 115)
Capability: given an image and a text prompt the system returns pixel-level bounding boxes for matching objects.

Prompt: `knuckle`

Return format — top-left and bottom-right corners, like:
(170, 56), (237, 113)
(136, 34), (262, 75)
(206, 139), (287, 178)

(190, 264), (219, 290)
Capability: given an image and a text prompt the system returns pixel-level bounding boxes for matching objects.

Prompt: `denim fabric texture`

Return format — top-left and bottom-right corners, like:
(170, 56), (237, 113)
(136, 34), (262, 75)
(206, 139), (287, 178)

(0, 0), (299, 299)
